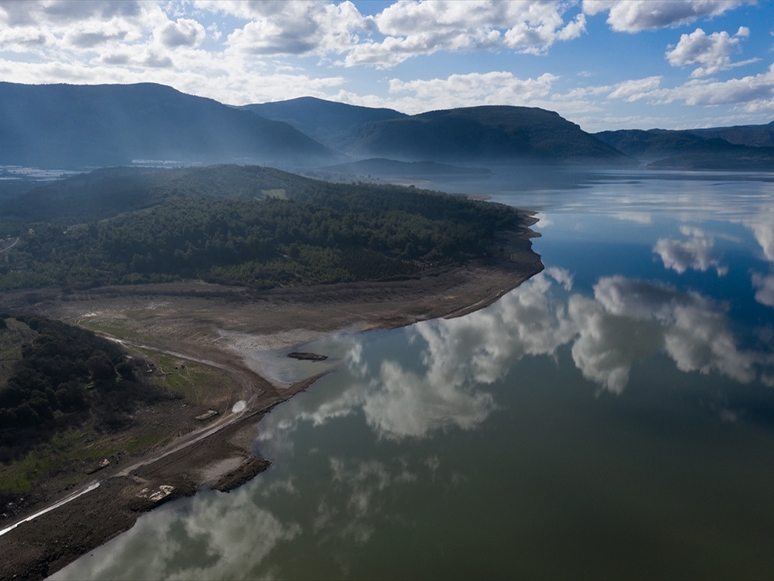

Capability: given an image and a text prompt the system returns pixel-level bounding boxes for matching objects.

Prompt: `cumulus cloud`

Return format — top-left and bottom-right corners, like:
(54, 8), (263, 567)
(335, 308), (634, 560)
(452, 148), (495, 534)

(583, 0), (752, 33)
(223, 1), (370, 56)
(158, 18), (206, 48)
(345, 0), (585, 67)
(0, 0), (143, 27)
(666, 27), (755, 77)
(387, 71), (558, 112)
(653, 227), (728, 275)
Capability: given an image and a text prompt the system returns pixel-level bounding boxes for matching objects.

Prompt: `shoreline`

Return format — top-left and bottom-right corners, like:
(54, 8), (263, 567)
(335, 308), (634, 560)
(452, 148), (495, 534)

(0, 220), (542, 580)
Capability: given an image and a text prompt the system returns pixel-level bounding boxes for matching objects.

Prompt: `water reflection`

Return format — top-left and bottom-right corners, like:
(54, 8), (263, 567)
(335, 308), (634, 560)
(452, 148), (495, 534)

(52, 486), (300, 581)
(654, 226), (728, 275)
(52, 172), (774, 580)
(747, 211), (774, 309)
(259, 265), (772, 451)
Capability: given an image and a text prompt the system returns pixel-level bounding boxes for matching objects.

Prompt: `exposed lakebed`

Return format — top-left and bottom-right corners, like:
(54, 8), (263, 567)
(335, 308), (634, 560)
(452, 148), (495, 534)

(54, 171), (774, 580)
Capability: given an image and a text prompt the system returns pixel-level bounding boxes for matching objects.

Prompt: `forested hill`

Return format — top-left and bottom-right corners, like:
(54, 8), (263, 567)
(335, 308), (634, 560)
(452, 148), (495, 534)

(0, 82), (335, 169)
(0, 165), (531, 292)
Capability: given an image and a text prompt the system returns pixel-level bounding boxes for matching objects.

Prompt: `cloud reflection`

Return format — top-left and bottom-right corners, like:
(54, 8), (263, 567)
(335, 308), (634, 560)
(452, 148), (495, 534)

(52, 487), (301, 581)
(747, 212), (774, 309)
(261, 268), (770, 445)
(653, 226), (727, 276)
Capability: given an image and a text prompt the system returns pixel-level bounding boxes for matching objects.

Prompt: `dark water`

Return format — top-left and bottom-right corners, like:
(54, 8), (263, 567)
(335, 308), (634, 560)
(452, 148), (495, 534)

(53, 171), (774, 580)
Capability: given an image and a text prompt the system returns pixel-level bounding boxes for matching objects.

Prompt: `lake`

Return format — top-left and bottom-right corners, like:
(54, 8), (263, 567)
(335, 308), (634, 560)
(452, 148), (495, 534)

(53, 170), (774, 580)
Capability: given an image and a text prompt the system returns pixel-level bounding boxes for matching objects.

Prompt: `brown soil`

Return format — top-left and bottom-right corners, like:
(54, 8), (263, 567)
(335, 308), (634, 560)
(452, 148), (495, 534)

(0, 218), (542, 580)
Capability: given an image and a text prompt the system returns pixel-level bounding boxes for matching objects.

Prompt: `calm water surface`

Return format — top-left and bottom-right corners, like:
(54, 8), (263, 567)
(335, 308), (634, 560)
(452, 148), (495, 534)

(54, 171), (774, 580)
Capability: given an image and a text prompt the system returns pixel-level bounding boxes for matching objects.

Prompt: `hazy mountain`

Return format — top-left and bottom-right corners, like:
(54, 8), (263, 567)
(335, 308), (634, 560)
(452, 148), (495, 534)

(241, 97), (405, 152)
(0, 83), (336, 169)
(596, 127), (774, 169)
(594, 129), (709, 162)
(646, 139), (774, 170)
(244, 100), (630, 165)
(688, 121), (774, 147)
(344, 106), (630, 164)
(320, 158), (491, 178)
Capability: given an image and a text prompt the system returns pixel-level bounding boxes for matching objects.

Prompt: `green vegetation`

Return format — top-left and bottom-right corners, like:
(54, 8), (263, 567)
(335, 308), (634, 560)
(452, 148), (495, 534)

(0, 314), (173, 450)
(0, 165), (521, 291)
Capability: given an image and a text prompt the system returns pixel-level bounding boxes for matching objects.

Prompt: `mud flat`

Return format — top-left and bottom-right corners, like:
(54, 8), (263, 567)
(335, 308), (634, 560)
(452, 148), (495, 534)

(0, 215), (542, 580)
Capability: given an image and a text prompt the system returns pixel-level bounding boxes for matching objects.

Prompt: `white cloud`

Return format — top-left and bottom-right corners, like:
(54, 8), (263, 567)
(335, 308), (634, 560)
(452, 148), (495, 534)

(752, 273), (774, 307)
(387, 71), (558, 112)
(158, 18), (206, 49)
(653, 229), (728, 276)
(608, 76), (663, 101)
(345, 1), (585, 67)
(599, 65), (774, 112)
(583, 0), (752, 33)
(666, 27), (756, 77)
(224, 1), (370, 56)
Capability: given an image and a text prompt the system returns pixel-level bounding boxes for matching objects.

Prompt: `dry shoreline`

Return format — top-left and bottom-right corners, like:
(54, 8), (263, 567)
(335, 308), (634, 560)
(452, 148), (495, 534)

(0, 218), (543, 580)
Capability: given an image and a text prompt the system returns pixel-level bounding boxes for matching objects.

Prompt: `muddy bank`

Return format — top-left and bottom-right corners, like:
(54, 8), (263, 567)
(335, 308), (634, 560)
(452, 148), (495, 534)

(0, 221), (542, 580)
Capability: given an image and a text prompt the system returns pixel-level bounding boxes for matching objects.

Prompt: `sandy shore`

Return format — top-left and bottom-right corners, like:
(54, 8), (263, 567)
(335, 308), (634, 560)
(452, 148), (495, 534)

(0, 217), (542, 580)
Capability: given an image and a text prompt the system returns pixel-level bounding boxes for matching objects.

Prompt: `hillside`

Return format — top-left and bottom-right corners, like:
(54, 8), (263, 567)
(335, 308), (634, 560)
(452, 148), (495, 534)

(0, 83), (335, 169)
(0, 164), (527, 291)
(241, 97), (406, 152)
(596, 127), (774, 169)
(345, 106), (631, 164)
(646, 140), (774, 170)
(689, 121), (774, 147)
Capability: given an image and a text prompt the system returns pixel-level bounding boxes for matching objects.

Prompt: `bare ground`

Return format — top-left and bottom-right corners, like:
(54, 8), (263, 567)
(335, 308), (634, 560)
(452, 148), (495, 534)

(0, 222), (542, 581)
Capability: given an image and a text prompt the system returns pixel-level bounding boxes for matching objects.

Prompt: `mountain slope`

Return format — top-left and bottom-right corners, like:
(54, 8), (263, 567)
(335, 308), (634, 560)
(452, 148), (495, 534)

(347, 106), (631, 164)
(646, 139), (774, 170)
(241, 97), (406, 152)
(596, 127), (774, 169)
(688, 121), (774, 147)
(0, 83), (335, 168)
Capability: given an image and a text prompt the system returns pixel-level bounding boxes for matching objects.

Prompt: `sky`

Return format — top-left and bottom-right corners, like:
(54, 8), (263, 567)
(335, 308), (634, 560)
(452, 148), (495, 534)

(1, 0), (774, 132)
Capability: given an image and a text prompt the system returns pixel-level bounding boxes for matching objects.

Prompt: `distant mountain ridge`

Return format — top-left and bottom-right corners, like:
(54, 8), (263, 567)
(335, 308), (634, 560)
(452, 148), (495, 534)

(246, 98), (632, 165)
(241, 97), (406, 153)
(0, 82), (336, 169)
(596, 125), (774, 169)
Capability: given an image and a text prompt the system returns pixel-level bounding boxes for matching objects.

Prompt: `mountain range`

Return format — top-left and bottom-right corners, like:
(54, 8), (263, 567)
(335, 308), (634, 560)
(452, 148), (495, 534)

(595, 123), (774, 169)
(0, 82), (771, 172)
(0, 82), (335, 169)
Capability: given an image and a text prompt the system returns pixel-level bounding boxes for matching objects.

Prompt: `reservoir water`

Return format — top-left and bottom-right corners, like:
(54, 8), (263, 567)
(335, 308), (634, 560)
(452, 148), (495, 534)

(53, 171), (774, 580)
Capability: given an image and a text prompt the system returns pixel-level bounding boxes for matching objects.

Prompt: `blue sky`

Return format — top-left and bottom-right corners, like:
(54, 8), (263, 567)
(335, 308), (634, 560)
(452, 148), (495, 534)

(1, 1), (773, 131)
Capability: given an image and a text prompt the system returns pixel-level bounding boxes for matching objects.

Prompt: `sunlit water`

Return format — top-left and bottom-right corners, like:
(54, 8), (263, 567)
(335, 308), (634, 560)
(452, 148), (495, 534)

(53, 171), (774, 580)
